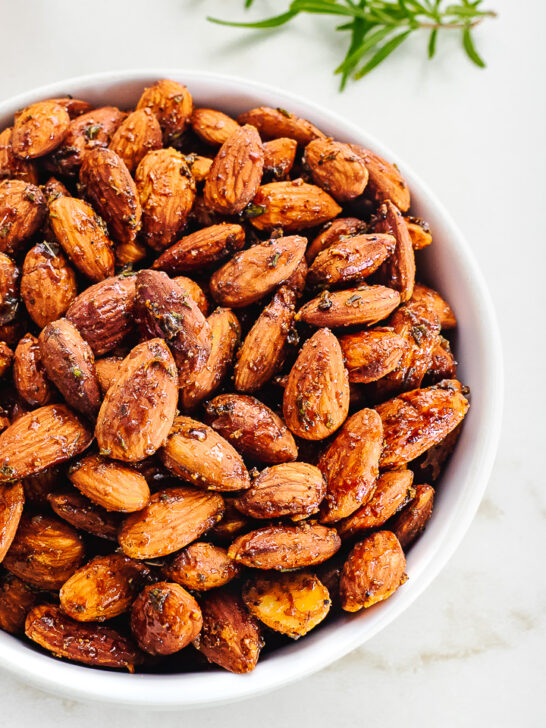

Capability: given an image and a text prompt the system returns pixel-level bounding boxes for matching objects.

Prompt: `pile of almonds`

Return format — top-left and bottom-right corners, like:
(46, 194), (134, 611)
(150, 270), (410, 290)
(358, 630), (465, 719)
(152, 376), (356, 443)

(0, 79), (469, 674)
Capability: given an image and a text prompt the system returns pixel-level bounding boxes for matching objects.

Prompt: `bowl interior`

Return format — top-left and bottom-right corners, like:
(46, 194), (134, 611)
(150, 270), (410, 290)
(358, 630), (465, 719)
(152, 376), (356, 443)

(0, 70), (503, 708)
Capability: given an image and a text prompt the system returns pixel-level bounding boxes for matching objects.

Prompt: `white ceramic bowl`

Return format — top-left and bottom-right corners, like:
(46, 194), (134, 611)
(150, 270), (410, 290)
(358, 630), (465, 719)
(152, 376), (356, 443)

(0, 69), (503, 709)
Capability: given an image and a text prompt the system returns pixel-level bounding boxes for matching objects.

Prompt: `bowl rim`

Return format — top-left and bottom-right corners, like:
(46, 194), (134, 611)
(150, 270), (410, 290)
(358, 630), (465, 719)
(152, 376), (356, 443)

(0, 68), (503, 709)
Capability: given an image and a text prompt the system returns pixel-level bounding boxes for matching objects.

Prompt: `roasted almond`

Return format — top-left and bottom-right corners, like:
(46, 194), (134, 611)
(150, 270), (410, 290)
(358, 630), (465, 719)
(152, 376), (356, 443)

(0, 404), (92, 482)
(340, 530), (406, 611)
(0, 342), (13, 378)
(350, 145), (410, 212)
(60, 553), (150, 622)
(307, 233), (395, 288)
(135, 270), (211, 379)
(0, 252), (20, 325)
(263, 137), (298, 179)
(229, 522), (341, 570)
(135, 148), (195, 251)
(46, 97), (94, 118)
(425, 338), (457, 384)
(337, 469), (415, 540)
(95, 338), (178, 462)
(204, 393), (297, 464)
(136, 79), (193, 143)
(80, 147), (142, 248)
(164, 542), (240, 591)
(13, 333), (54, 407)
(49, 196), (115, 282)
(173, 276), (209, 316)
(42, 176), (70, 203)
(191, 108), (240, 146)
(243, 571), (330, 639)
(304, 138), (369, 202)
(21, 466), (59, 506)
(0, 180), (46, 255)
(296, 285), (400, 328)
(283, 328), (350, 441)
(319, 408), (383, 523)
(4, 513), (84, 589)
(108, 108), (162, 172)
(48, 490), (120, 541)
(234, 286), (296, 393)
(180, 307), (240, 410)
(390, 483), (435, 549)
(234, 462), (325, 520)
(160, 416), (250, 492)
(0, 480), (24, 562)
(210, 235), (306, 308)
(11, 101), (70, 159)
(339, 327), (407, 383)
(249, 180), (341, 231)
(405, 217), (432, 250)
(374, 200), (415, 302)
(193, 588), (263, 674)
(209, 498), (250, 543)
(66, 273), (136, 355)
(153, 223), (245, 274)
(0, 127), (38, 184)
(184, 153), (213, 183)
(203, 124), (264, 215)
(25, 604), (144, 669)
(94, 355), (123, 395)
(69, 454), (150, 512)
(409, 283), (456, 329)
(377, 381), (469, 468)
(237, 106), (325, 145)
(0, 573), (38, 634)
(118, 486), (224, 559)
(306, 217), (368, 264)
(21, 242), (77, 328)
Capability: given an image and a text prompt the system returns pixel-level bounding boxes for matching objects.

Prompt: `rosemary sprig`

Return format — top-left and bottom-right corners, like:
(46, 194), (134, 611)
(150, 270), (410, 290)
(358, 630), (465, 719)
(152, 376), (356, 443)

(209, 1), (496, 90)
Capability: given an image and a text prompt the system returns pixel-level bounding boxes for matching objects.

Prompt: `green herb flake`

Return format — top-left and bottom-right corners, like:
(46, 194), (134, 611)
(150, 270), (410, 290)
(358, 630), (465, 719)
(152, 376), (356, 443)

(85, 124), (101, 140)
(318, 290), (333, 311)
(72, 367), (83, 379)
(268, 251), (281, 268)
(242, 202), (267, 219)
(276, 107), (292, 118)
(345, 293), (362, 306)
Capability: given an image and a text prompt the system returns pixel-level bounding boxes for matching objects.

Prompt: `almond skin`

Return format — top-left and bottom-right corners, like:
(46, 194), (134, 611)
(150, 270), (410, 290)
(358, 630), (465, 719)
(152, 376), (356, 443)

(249, 180), (341, 232)
(130, 581), (202, 656)
(194, 588), (263, 674)
(283, 328), (350, 441)
(109, 108), (162, 172)
(0, 404), (92, 482)
(350, 144), (411, 212)
(263, 137), (298, 179)
(4, 513), (84, 589)
(136, 79), (193, 143)
(39, 318), (101, 419)
(173, 276), (209, 315)
(0, 180), (46, 255)
(46, 106), (126, 176)
(153, 223), (246, 274)
(228, 522), (341, 570)
(339, 327), (407, 383)
(307, 233), (395, 288)
(94, 355), (124, 396)
(390, 483), (435, 549)
(46, 97), (93, 118)
(209, 498), (250, 543)
(135, 148), (196, 251)
(237, 106), (325, 145)
(184, 153), (212, 183)
(306, 217), (368, 263)
(204, 125), (264, 215)
(340, 530), (406, 611)
(210, 235), (306, 308)
(377, 381), (469, 468)
(69, 454), (150, 512)
(297, 285), (400, 329)
(48, 490), (120, 541)
(160, 416), (251, 492)
(66, 273), (136, 355)
(12, 101), (70, 159)
(135, 269), (211, 380)
(95, 338), (178, 462)
(0, 127), (39, 184)
(234, 462), (326, 519)
(13, 333), (54, 407)
(25, 604), (144, 669)
(180, 307), (240, 411)
(49, 196), (115, 282)
(21, 242), (77, 328)
(406, 217), (432, 250)
(21, 466), (59, 506)
(234, 286), (296, 392)
(409, 283), (457, 329)
(337, 469), (415, 540)
(118, 486), (224, 559)
(243, 571), (330, 639)
(0, 342), (13, 378)
(0, 480), (24, 562)
(204, 394), (297, 465)
(60, 553), (150, 622)
(0, 252), (20, 325)
(80, 147), (142, 248)
(374, 200), (415, 302)
(425, 339), (457, 384)
(42, 176), (70, 203)
(191, 108), (240, 146)
(164, 542), (240, 591)
(304, 138), (369, 202)
(0, 573), (38, 634)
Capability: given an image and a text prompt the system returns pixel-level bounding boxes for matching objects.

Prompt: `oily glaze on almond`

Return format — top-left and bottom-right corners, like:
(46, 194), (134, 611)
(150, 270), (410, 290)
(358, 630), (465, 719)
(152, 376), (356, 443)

(0, 480), (24, 562)
(13, 333), (54, 407)
(164, 542), (240, 591)
(153, 223), (245, 274)
(21, 242), (77, 328)
(69, 454), (150, 512)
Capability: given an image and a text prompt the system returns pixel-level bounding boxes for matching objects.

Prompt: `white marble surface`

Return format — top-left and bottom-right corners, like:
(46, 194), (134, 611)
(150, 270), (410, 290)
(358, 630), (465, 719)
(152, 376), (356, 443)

(1, 0), (545, 725)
